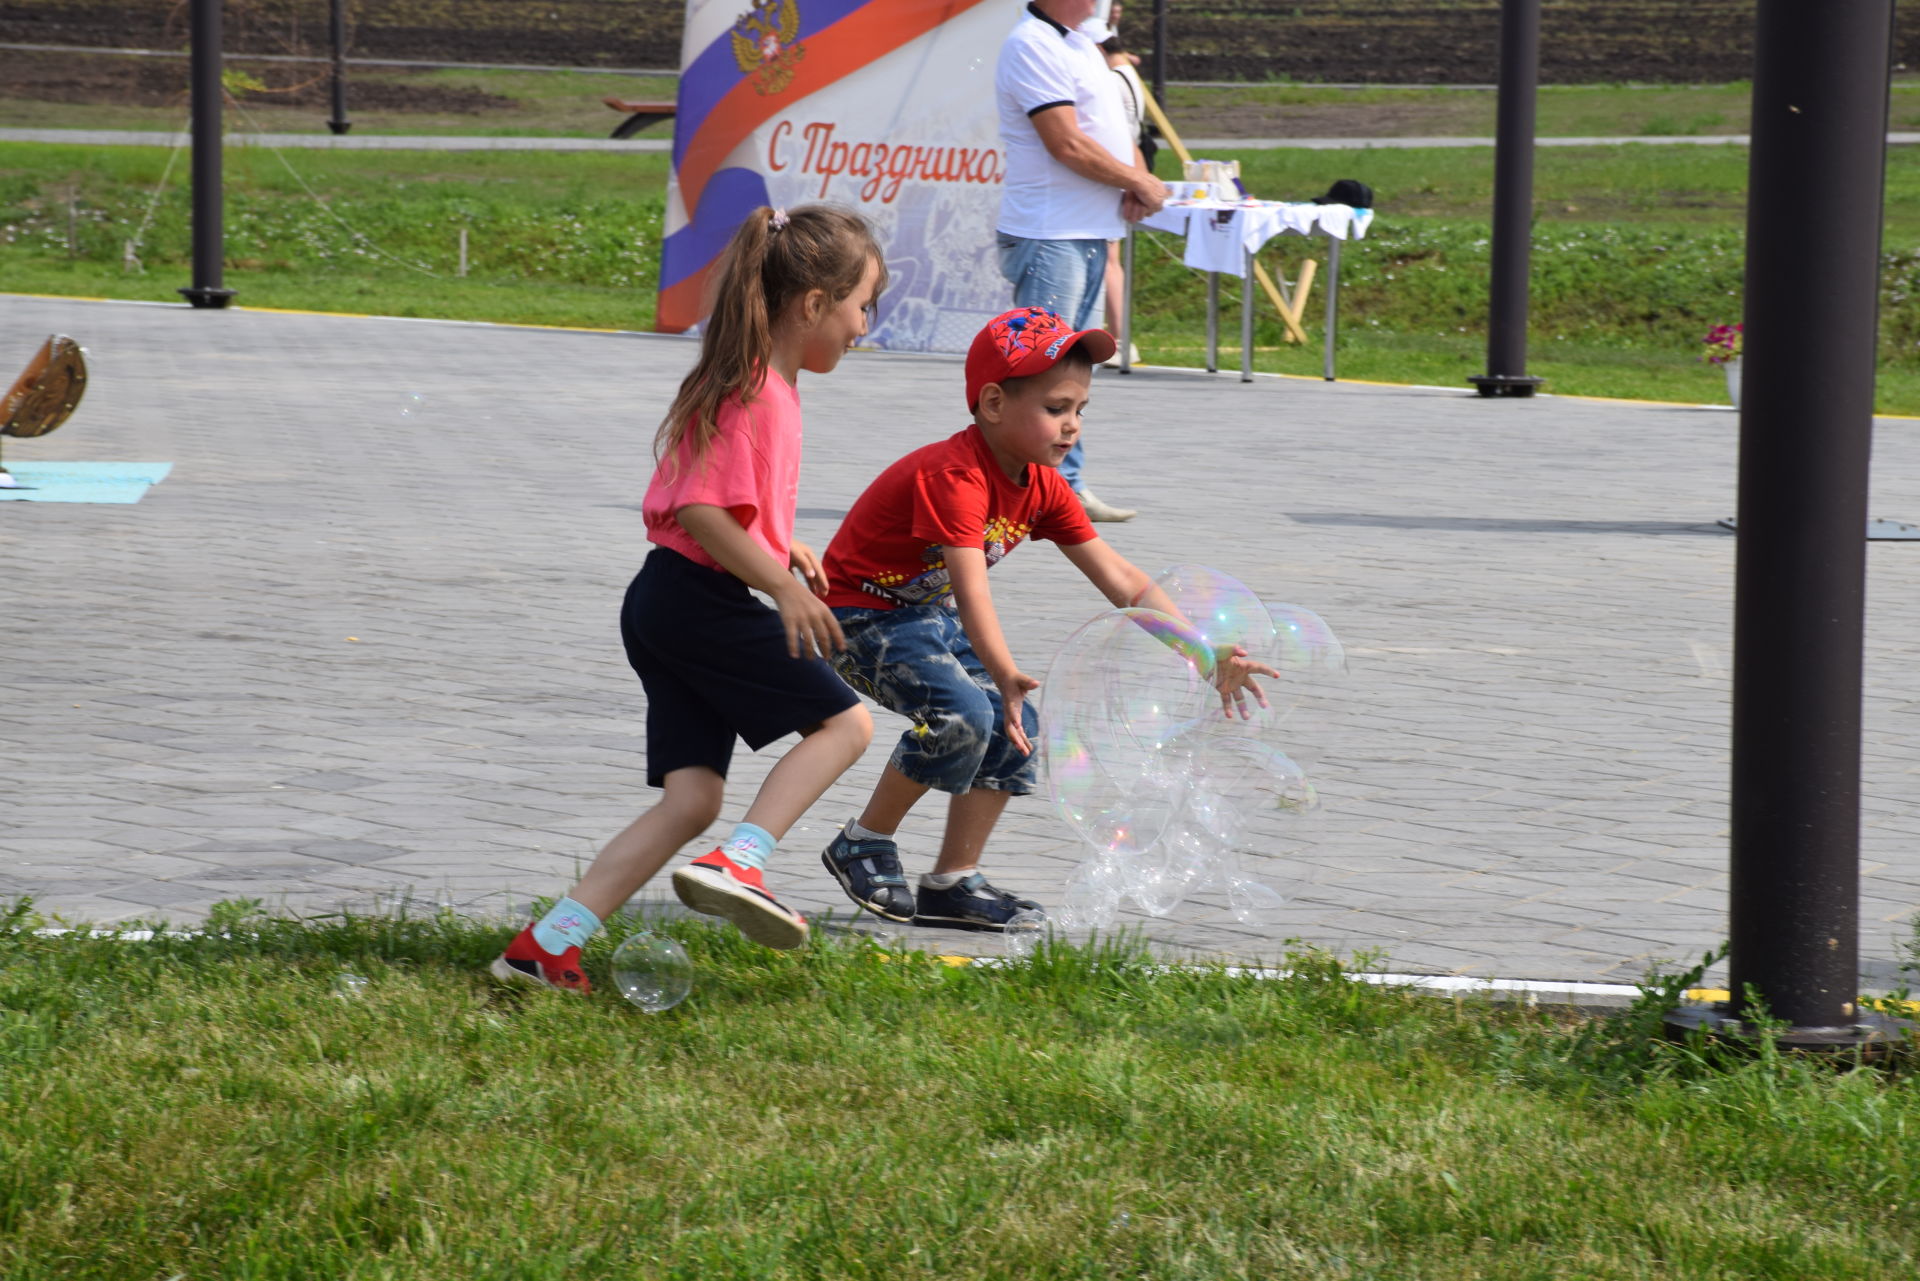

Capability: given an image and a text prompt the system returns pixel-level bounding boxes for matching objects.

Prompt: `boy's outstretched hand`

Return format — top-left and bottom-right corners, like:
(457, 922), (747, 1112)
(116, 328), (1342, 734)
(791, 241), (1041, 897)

(1213, 645), (1280, 720)
(995, 668), (1041, 756)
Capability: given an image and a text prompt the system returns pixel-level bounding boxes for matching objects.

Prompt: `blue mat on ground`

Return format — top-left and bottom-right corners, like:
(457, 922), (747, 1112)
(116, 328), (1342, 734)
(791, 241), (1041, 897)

(0, 462), (173, 503)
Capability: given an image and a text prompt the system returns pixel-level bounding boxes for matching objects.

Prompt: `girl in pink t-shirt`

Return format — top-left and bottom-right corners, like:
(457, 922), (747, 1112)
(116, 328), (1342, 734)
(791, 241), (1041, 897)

(492, 206), (887, 990)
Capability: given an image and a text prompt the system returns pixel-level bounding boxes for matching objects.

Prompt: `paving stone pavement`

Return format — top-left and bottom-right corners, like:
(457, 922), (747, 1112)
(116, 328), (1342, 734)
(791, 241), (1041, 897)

(5, 293), (1918, 988)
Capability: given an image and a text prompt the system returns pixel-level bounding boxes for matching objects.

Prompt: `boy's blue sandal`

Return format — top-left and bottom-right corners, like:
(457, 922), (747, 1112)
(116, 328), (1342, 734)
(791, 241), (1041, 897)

(913, 872), (1046, 932)
(822, 831), (917, 923)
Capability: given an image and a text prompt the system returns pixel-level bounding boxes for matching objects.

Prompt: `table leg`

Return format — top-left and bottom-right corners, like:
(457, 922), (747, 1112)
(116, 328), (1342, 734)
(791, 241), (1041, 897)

(1323, 234), (1342, 382)
(1241, 248), (1254, 383)
(1206, 271), (1219, 373)
(1120, 227), (1135, 375)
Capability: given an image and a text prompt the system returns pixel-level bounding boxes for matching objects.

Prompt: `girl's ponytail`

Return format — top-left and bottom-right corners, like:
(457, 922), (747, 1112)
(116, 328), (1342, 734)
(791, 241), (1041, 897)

(655, 205), (887, 472)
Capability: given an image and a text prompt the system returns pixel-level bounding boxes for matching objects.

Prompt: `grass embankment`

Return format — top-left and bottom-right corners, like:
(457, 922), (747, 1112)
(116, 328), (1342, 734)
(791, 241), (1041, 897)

(2, 901), (1918, 1280)
(9, 139), (1920, 410)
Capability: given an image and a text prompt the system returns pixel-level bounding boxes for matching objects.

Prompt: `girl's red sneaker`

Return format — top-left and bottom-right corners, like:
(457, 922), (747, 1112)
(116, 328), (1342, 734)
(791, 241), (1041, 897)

(489, 924), (591, 993)
(671, 848), (809, 950)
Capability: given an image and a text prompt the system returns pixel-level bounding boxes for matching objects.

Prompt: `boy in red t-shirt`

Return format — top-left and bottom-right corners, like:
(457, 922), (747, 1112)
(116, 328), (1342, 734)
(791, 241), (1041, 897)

(816, 306), (1276, 931)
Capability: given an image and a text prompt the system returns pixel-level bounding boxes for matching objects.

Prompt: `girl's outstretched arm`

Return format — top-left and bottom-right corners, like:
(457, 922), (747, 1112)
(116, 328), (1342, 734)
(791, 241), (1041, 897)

(678, 503), (846, 659)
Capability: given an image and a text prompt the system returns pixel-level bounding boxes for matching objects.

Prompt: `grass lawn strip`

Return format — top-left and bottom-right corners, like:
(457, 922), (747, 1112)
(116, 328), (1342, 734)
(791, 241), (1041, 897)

(8, 139), (1920, 412)
(2, 904), (1917, 1279)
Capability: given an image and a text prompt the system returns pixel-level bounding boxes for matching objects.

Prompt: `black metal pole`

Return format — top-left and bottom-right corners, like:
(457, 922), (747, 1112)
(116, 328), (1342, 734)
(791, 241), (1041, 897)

(1151, 0), (1166, 101)
(180, 0), (234, 309)
(1468, 0), (1542, 397)
(327, 0), (351, 136)
(1727, 0), (1891, 1043)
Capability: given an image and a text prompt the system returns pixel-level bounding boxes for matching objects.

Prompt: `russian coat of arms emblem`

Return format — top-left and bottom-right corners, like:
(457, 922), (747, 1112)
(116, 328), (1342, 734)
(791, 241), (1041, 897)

(731, 0), (806, 96)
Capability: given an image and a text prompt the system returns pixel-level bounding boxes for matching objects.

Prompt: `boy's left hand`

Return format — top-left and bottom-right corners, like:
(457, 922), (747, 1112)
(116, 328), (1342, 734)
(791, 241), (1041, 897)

(994, 668), (1042, 756)
(1213, 645), (1280, 720)
(789, 540), (829, 598)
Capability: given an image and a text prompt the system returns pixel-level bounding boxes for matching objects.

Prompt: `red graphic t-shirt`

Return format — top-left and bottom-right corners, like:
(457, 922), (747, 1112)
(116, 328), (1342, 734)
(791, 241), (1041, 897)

(822, 424), (1098, 609)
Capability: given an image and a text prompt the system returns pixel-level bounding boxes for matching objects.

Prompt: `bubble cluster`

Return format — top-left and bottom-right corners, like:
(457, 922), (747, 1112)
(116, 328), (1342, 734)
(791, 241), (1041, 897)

(1039, 565), (1344, 932)
(610, 930), (694, 1013)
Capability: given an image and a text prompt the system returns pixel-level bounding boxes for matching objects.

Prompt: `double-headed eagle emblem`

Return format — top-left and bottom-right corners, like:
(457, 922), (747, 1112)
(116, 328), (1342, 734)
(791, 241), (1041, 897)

(732, 0), (805, 96)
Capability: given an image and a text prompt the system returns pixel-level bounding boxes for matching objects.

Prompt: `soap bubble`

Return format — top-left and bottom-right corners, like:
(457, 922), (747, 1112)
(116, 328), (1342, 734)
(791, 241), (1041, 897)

(1001, 909), (1047, 960)
(333, 972), (369, 999)
(610, 931), (693, 1013)
(1038, 566), (1343, 932)
(1226, 877), (1287, 929)
(1054, 859), (1123, 934)
(399, 392), (427, 419)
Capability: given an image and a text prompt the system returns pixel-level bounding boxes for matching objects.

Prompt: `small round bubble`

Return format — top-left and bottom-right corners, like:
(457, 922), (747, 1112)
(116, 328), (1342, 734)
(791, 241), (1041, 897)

(1001, 908), (1047, 960)
(610, 930), (693, 1013)
(1226, 877), (1286, 929)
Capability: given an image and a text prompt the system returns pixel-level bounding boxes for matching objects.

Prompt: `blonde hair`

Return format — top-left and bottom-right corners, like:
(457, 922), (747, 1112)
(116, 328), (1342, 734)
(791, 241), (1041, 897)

(655, 205), (887, 469)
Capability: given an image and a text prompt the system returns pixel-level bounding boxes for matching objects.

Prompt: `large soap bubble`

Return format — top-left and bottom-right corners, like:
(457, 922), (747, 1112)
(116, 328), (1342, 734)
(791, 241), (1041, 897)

(1039, 566), (1344, 932)
(610, 930), (693, 1013)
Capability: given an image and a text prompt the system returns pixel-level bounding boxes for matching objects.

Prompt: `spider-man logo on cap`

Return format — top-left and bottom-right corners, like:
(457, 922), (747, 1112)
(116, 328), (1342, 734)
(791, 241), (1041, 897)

(964, 307), (1118, 410)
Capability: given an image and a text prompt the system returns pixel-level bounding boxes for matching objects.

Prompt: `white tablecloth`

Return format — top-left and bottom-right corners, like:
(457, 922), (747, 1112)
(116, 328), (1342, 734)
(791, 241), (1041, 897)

(1139, 194), (1372, 278)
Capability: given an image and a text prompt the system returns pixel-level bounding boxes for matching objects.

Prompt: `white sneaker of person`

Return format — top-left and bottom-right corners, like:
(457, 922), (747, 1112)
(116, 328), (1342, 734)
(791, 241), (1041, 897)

(1098, 341), (1143, 370)
(1077, 487), (1137, 522)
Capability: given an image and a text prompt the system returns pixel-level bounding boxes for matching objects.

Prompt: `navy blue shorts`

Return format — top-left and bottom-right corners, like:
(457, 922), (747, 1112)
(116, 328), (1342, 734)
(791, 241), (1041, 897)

(622, 548), (859, 787)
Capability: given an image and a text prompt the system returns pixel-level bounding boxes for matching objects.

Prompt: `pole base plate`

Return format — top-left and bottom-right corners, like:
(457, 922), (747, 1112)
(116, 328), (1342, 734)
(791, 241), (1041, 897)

(178, 287), (237, 310)
(1664, 1003), (1913, 1058)
(1718, 516), (1920, 541)
(1468, 374), (1544, 398)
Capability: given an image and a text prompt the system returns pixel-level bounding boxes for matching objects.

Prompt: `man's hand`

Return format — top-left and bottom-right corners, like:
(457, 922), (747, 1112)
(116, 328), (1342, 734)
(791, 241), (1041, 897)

(788, 538), (829, 598)
(772, 580), (846, 661)
(1128, 171), (1168, 216)
(1212, 645), (1280, 720)
(993, 667), (1042, 755)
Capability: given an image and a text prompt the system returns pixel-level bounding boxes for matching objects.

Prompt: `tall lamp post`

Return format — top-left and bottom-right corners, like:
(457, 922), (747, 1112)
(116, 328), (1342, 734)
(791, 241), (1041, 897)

(327, 0), (352, 135)
(1151, 0), (1167, 101)
(1667, 0), (1903, 1051)
(179, 0), (234, 309)
(1468, 0), (1543, 397)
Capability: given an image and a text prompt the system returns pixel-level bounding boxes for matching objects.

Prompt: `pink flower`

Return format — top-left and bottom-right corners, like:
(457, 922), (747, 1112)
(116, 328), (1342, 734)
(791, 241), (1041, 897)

(1701, 321), (1743, 365)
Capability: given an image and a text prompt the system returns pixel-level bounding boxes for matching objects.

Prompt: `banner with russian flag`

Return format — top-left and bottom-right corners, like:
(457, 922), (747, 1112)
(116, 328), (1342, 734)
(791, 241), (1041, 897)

(659, 0), (1017, 352)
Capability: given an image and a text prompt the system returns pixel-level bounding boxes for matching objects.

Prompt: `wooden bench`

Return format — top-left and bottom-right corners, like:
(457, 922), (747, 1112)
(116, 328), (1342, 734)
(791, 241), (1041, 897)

(603, 97), (677, 140)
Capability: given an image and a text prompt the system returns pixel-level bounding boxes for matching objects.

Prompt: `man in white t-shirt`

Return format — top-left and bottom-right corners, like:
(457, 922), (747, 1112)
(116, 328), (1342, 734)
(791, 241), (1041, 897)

(996, 0), (1166, 522)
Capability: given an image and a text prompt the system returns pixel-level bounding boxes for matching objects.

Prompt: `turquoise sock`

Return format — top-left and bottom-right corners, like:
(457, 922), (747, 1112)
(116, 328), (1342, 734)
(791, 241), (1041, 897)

(720, 821), (777, 872)
(532, 896), (601, 956)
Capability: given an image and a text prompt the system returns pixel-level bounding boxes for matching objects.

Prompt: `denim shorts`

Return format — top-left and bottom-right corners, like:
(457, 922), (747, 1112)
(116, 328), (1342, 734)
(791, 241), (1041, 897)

(831, 604), (1039, 796)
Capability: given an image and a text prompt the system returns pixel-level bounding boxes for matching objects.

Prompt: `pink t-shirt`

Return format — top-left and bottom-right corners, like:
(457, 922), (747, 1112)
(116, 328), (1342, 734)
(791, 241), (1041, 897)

(642, 371), (801, 573)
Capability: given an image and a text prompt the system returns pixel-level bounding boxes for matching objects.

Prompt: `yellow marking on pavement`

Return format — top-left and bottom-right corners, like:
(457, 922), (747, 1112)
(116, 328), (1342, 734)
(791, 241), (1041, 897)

(1685, 987), (1920, 1013)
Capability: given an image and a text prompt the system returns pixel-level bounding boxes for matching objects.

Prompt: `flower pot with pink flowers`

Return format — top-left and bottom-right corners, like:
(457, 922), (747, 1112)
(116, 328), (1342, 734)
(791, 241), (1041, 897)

(1702, 322), (1743, 408)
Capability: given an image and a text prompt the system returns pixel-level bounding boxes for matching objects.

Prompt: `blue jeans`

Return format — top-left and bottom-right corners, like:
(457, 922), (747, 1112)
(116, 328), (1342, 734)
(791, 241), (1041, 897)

(831, 604), (1039, 795)
(996, 233), (1106, 493)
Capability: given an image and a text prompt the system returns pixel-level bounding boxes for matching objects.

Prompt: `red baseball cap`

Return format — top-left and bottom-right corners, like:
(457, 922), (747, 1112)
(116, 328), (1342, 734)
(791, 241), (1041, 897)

(964, 307), (1118, 410)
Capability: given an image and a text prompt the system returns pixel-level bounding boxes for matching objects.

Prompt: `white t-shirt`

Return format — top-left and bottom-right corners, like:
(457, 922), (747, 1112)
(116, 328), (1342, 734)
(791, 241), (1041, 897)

(1184, 209), (1248, 275)
(995, 8), (1136, 242)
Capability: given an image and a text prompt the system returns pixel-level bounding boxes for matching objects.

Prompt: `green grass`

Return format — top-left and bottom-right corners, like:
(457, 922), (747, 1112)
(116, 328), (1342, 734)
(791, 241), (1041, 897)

(0, 144), (665, 330)
(2, 900), (1918, 1280)
(10, 138), (1920, 412)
